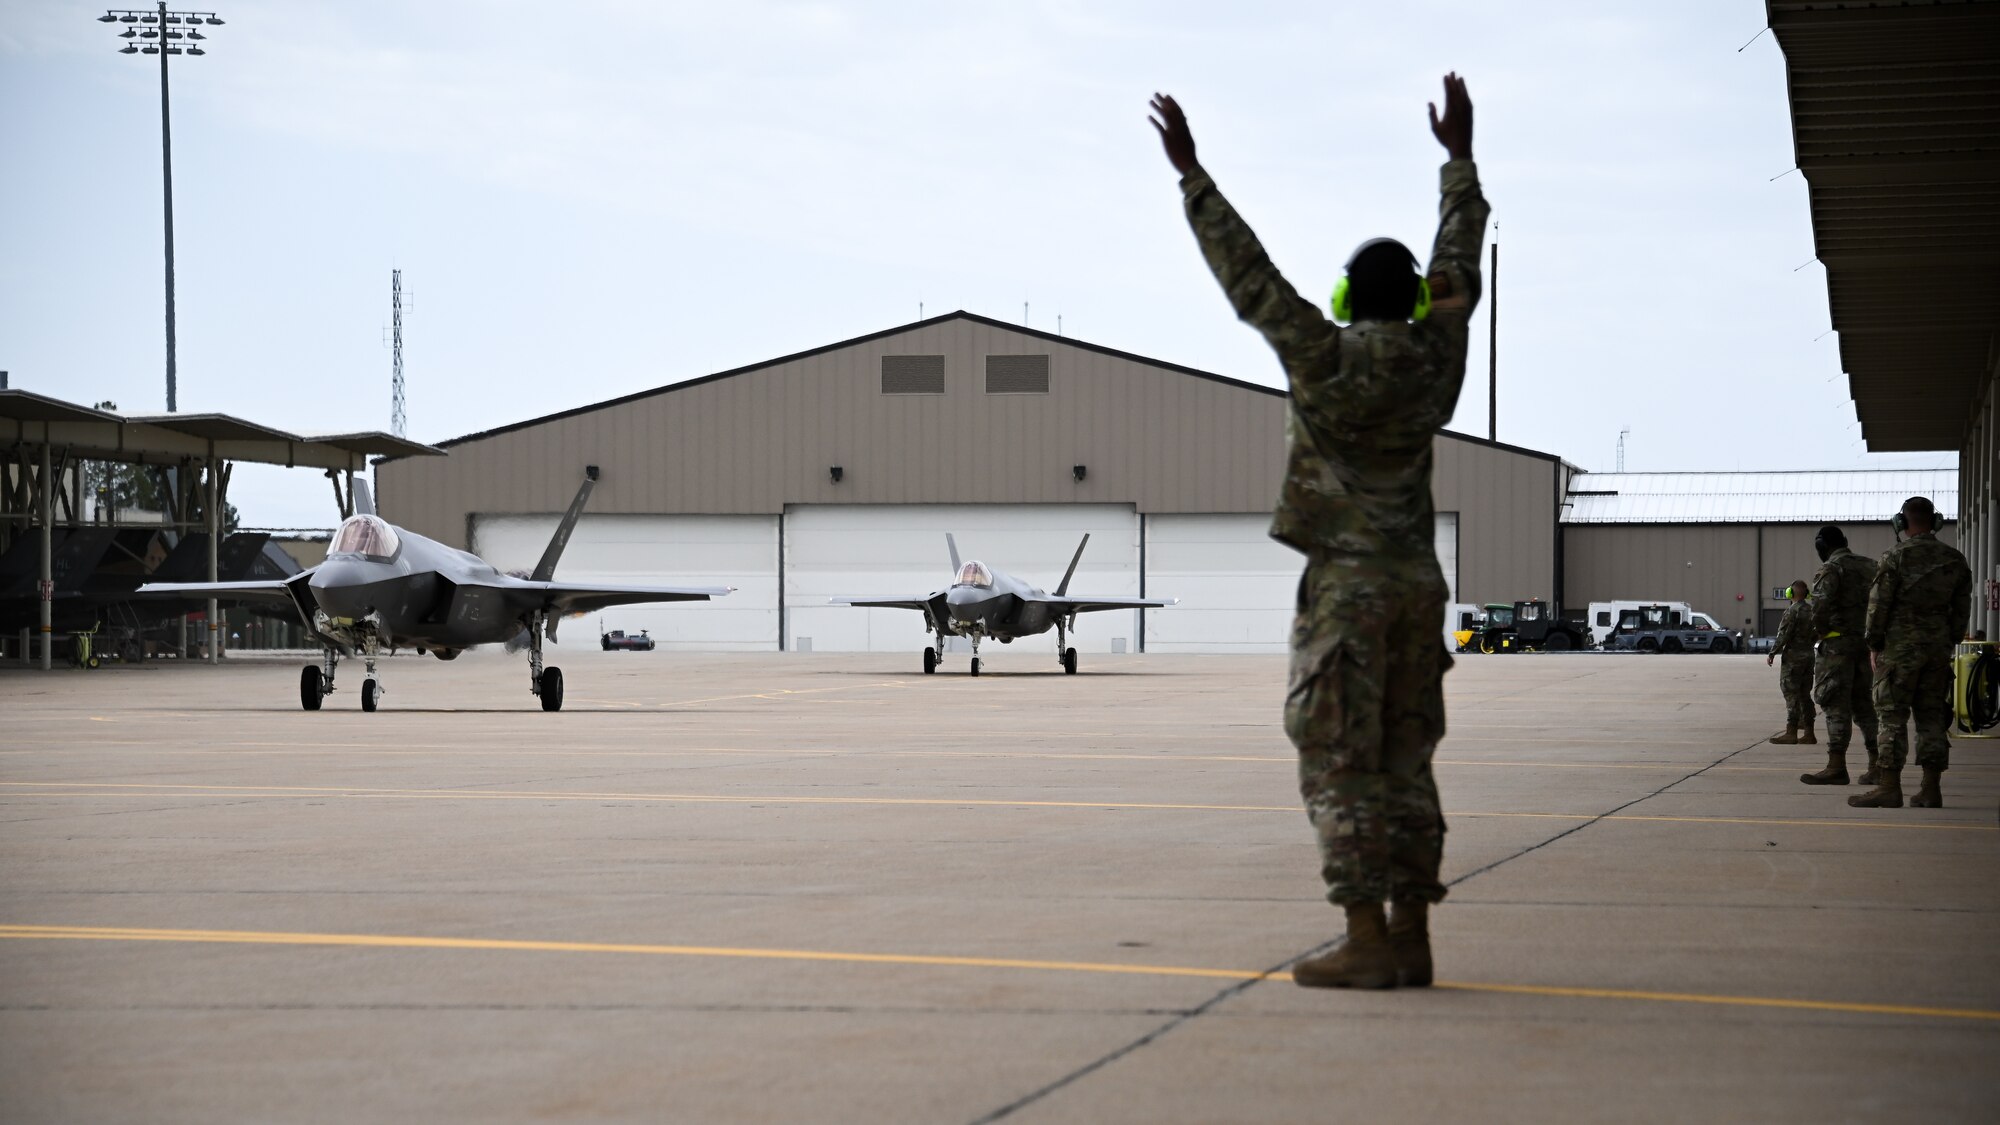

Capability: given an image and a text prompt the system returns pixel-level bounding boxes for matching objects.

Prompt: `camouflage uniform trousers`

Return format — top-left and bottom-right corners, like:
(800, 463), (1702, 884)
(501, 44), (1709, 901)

(1872, 647), (1954, 773)
(1811, 636), (1878, 755)
(1780, 654), (1816, 728)
(1286, 551), (1449, 907)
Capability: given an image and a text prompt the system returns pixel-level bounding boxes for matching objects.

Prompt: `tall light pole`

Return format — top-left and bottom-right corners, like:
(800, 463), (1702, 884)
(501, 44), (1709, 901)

(97, 6), (224, 414)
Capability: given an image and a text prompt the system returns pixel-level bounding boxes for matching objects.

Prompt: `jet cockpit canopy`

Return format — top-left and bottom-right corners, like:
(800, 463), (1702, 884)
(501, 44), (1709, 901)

(954, 560), (993, 588)
(329, 514), (402, 560)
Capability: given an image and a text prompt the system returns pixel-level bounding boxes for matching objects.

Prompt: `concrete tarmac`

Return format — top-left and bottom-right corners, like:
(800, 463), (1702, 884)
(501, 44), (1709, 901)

(2, 648), (1995, 1122)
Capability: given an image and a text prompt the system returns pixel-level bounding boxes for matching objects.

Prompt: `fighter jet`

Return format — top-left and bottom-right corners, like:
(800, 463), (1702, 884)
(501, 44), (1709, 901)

(830, 533), (1173, 675)
(137, 468), (730, 712)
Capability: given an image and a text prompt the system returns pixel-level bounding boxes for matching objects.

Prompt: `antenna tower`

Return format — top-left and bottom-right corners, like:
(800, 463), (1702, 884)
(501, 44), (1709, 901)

(1616, 426), (1629, 472)
(390, 269), (406, 438)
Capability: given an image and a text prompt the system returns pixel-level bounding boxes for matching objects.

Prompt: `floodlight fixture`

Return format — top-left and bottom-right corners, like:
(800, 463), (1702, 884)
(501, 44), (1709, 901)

(96, 5), (225, 414)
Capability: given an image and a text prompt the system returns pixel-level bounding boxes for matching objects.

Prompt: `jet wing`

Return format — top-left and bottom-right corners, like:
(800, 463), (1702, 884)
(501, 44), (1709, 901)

(829, 592), (952, 632)
(828, 597), (932, 611)
(1042, 595), (1178, 614)
(134, 578), (301, 603)
(508, 580), (733, 616)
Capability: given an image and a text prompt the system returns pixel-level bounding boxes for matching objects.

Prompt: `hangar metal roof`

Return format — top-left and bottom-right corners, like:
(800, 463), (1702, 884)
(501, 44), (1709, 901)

(1769, 0), (2000, 452)
(1564, 469), (1960, 524)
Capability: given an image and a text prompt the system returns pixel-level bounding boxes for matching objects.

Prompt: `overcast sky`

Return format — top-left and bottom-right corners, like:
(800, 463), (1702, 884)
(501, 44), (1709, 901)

(0, 1), (1958, 529)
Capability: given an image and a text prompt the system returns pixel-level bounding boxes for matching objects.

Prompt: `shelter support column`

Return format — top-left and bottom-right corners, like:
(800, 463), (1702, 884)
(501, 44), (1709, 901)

(39, 440), (52, 671)
(206, 444), (219, 665)
(1985, 371), (1998, 641)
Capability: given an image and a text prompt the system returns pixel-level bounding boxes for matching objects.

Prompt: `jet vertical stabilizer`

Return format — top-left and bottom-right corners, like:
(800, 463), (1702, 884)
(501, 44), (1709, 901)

(532, 466), (599, 583)
(1054, 533), (1090, 596)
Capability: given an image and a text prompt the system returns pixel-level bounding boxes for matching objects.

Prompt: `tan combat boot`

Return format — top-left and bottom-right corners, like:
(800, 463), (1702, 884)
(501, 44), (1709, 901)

(1858, 747), (1881, 786)
(1799, 752), (1848, 785)
(1769, 725), (1800, 745)
(1388, 901), (1432, 988)
(1293, 903), (1397, 990)
(1909, 766), (1943, 808)
(1798, 721), (1817, 745)
(1848, 768), (1903, 808)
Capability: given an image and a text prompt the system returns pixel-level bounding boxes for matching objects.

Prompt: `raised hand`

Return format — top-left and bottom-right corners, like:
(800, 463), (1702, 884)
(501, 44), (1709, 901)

(1428, 73), (1473, 161)
(1148, 93), (1198, 175)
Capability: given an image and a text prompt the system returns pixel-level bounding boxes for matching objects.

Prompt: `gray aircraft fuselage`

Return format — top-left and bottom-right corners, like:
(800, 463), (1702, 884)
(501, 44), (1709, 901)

(943, 562), (1067, 643)
(139, 471), (727, 710)
(831, 534), (1174, 675)
(306, 520), (539, 654)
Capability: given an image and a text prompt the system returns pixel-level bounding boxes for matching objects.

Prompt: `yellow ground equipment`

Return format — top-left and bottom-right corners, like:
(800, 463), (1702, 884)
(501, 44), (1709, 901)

(1954, 642), (1999, 737)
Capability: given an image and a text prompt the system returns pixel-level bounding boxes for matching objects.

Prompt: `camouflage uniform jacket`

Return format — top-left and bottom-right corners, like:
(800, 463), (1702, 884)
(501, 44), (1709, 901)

(1179, 159), (1491, 557)
(1866, 533), (1973, 654)
(1773, 599), (1815, 660)
(1810, 547), (1875, 641)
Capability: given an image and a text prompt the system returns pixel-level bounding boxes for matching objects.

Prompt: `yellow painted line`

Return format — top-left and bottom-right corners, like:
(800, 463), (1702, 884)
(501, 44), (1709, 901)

(0, 781), (1290, 814)
(4, 781), (1994, 832)
(1431, 981), (2000, 1022)
(0, 925), (1258, 982)
(2, 924), (1993, 1024)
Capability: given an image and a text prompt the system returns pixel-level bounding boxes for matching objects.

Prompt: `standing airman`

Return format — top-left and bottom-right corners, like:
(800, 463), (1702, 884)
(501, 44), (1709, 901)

(1801, 525), (1879, 785)
(1767, 580), (1816, 746)
(1850, 497), (1972, 808)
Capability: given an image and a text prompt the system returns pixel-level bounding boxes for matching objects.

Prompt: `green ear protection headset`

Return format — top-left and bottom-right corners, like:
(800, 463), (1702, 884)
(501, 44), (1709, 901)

(1331, 237), (1432, 324)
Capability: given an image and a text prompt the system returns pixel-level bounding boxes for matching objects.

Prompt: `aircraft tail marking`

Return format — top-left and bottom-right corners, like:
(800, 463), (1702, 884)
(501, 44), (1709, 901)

(1055, 533), (1090, 596)
(946, 533), (962, 574)
(352, 479), (376, 517)
(531, 467), (599, 583)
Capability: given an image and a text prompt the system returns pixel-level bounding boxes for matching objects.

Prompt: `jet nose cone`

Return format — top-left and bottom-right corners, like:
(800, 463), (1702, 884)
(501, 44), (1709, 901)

(946, 586), (987, 623)
(309, 560), (375, 618)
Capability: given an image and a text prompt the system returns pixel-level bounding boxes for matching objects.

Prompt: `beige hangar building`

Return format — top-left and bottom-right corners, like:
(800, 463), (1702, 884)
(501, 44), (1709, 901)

(375, 311), (1571, 655)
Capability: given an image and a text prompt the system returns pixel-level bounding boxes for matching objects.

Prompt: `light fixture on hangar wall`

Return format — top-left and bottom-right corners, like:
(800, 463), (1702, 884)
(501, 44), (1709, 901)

(96, 4), (226, 413)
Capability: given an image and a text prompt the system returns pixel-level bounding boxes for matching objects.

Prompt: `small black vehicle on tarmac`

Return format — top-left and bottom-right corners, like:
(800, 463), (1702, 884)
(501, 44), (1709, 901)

(600, 629), (656, 652)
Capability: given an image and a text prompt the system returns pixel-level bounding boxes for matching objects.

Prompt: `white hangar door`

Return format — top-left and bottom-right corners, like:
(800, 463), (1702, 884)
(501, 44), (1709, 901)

(784, 504), (1143, 653)
(469, 514), (779, 652)
(1142, 512), (1461, 654)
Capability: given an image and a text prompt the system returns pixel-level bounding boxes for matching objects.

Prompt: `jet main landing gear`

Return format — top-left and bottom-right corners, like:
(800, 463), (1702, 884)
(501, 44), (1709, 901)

(922, 646), (937, 675)
(300, 646), (337, 711)
(528, 613), (565, 711)
(1057, 621), (1078, 674)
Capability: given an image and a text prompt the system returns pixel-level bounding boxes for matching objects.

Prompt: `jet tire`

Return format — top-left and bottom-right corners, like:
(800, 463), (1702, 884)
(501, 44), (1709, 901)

(361, 678), (379, 713)
(970, 657), (982, 677)
(1062, 647), (1078, 674)
(300, 666), (324, 711)
(923, 646), (937, 675)
(540, 666), (565, 711)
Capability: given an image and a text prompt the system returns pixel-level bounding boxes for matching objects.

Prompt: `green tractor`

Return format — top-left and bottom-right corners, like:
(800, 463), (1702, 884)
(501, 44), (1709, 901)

(1470, 599), (1590, 654)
